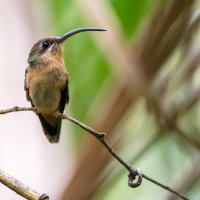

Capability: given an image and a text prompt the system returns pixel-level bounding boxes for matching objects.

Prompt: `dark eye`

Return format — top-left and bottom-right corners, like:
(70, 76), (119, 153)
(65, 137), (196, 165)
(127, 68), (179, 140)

(42, 41), (51, 49)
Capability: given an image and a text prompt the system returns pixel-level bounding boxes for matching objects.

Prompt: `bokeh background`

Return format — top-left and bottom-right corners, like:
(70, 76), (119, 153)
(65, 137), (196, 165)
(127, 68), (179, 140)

(0, 0), (200, 199)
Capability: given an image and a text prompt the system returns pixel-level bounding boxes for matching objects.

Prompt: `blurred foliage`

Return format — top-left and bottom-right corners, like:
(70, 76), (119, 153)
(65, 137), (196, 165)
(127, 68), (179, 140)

(32, 0), (200, 200)
(109, 0), (155, 38)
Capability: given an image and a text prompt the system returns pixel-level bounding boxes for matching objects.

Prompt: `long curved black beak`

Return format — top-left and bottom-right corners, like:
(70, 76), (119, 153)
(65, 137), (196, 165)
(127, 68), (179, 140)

(56, 28), (106, 43)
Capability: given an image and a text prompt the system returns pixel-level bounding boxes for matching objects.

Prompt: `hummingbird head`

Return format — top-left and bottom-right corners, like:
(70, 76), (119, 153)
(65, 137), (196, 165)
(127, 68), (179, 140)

(28, 28), (106, 68)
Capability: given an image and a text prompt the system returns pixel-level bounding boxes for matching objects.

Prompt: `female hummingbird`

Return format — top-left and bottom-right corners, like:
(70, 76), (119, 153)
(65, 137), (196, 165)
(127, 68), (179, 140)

(24, 28), (106, 144)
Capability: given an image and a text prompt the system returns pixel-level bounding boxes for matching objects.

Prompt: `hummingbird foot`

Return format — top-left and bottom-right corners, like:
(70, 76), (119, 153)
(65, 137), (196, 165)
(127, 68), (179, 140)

(37, 109), (41, 114)
(38, 193), (49, 200)
(52, 110), (59, 118)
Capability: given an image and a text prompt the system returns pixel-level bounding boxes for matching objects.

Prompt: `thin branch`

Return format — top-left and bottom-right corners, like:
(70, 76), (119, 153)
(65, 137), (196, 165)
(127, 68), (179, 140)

(0, 106), (190, 200)
(0, 169), (42, 200)
(166, 160), (200, 200)
(0, 106), (36, 114)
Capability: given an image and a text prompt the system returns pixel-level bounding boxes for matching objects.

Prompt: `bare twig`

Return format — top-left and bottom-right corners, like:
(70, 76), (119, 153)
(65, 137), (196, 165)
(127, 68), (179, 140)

(0, 106), (190, 200)
(0, 106), (36, 114)
(0, 169), (43, 200)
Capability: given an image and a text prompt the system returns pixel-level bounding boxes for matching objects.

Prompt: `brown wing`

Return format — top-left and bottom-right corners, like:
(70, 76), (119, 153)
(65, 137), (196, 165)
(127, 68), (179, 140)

(24, 67), (30, 102)
(24, 66), (35, 108)
(60, 79), (69, 112)
(53, 79), (69, 142)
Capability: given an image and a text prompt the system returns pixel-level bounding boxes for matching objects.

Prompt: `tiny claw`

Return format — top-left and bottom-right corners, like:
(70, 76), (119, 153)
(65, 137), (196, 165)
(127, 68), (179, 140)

(38, 193), (49, 200)
(52, 110), (59, 118)
(37, 109), (41, 114)
(128, 168), (142, 188)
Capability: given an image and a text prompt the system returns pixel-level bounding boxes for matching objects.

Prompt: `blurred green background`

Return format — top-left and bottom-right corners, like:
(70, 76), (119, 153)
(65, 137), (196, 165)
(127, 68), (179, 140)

(26, 0), (200, 199)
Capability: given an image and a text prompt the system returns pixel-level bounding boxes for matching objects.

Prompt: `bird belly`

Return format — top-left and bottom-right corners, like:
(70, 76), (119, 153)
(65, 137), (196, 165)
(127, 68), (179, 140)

(27, 62), (68, 114)
(30, 86), (61, 114)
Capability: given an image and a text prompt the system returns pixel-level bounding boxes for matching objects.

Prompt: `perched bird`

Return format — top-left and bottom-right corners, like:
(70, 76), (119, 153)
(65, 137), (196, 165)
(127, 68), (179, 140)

(25, 28), (106, 144)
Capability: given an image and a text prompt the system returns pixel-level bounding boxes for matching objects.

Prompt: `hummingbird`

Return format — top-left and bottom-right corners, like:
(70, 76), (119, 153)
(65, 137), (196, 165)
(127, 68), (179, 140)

(24, 28), (106, 145)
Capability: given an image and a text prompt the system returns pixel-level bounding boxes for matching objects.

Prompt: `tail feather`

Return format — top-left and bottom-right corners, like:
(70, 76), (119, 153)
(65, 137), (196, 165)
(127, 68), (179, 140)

(37, 113), (62, 143)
